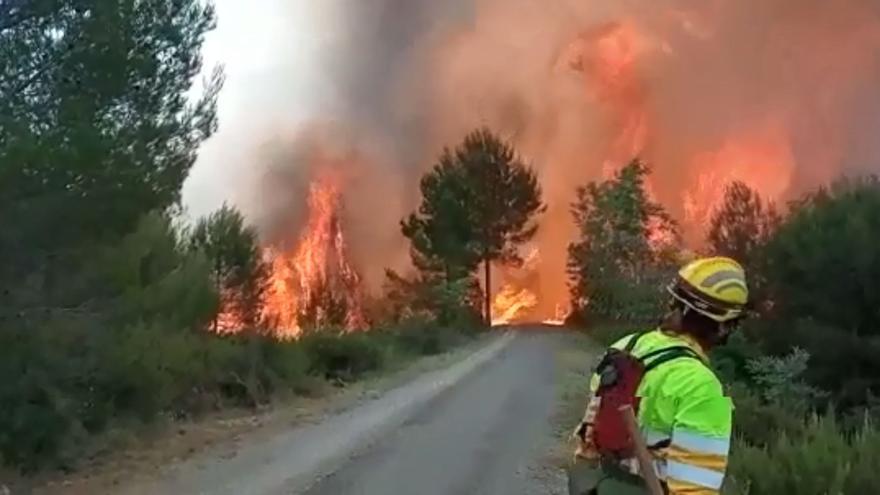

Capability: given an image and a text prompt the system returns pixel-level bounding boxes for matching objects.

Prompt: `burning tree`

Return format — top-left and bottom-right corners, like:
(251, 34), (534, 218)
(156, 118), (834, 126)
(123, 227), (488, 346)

(402, 128), (545, 325)
(261, 174), (366, 336)
(201, 171), (367, 337)
(189, 205), (270, 332)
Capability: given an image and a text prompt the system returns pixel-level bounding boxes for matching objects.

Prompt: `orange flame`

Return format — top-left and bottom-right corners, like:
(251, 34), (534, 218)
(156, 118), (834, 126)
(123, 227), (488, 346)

(683, 124), (795, 234)
(262, 173), (366, 337)
(215, 173), (365, 338)
(559, 18), (795, 243)
(489, 248), (544, 326)
(491, 285), (538, 326)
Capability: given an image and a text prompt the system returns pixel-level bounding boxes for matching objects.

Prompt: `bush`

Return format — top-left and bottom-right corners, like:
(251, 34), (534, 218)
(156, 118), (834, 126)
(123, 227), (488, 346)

(0, 202), (481, 472)
(753, 318), (880, 411)
(763, 177), (880, 338)
(257, 337), (311, 394)
(390, 317), (470, 356)
(722, 345), (824, 447)
(728, 384), (808, 448)
(724, 416), (880, 495)
(301, 331), (389, 383)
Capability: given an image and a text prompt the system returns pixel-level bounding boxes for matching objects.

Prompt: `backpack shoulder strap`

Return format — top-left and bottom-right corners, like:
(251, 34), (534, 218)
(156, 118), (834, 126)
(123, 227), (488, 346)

(623, 330), (650, 353)
(641, 346), (703, 372)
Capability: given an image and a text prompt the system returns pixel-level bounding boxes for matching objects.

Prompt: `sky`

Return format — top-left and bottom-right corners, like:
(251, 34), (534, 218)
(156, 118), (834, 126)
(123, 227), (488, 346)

(182, 0), (324, 219)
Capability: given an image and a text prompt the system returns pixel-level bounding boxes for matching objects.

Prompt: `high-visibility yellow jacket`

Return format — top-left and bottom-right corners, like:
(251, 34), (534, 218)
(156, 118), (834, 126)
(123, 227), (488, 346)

(586, 329), (733, 495)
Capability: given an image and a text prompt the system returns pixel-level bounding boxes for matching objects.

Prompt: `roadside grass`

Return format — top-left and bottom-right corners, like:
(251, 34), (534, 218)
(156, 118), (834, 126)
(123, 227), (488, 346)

(6, 329), (496, 495)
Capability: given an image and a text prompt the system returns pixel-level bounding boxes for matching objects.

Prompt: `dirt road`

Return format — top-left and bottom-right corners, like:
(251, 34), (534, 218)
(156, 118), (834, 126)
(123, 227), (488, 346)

(304, 331), (560, 495)
(122, 331), (566, 495)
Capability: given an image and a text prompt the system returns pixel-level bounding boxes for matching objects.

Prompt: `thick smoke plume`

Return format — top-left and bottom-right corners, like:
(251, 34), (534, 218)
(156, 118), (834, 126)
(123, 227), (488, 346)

(186, 0), (880, 317)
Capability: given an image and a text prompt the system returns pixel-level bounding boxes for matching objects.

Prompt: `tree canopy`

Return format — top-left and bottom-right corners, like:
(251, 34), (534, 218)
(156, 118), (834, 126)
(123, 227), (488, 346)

(763, 177), (880, 337)
(0, 0), (223, 278)
(567, 159), (679, 322)
(402, 127), (544, 323)
(707, 181), (780, 264)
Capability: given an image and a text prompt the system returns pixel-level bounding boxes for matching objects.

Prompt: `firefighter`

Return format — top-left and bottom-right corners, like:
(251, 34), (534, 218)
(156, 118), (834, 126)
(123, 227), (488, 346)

(569, 257), (748, 495)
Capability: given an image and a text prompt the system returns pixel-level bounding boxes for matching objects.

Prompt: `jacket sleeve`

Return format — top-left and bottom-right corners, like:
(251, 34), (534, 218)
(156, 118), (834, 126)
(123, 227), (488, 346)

(664, 376), (733, 495)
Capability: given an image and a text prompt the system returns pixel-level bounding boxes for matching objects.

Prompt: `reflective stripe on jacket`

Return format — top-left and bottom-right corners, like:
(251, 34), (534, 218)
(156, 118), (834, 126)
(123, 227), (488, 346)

(589, 330), (733, 495)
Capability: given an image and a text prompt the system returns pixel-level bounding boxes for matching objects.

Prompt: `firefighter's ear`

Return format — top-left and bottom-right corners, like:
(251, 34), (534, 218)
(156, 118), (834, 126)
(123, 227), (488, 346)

(659, 305), (683, 332)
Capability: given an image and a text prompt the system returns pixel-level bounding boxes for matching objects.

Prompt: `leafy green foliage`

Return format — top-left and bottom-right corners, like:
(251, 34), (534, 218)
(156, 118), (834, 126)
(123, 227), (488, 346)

(388, 317), (469, 357)
(750, 178), (880, 409)
(383, 270), (482, 327)
(0, 0), (483, 475)
(0, 0), (223, 260)
(0, 2), (226, 469)
(300, 330), (389, 383)
(454, 128), (545, 265)
(707, 181), (780, 264)
(763, 177), (880, 336)
(725, 416), (880, 495)
(402, 127), (544, 322)
(190, 205), (270, 330)
(402, 153), (481, 281)
(567, 159), (679, 323)
(745, 348), (827, 407)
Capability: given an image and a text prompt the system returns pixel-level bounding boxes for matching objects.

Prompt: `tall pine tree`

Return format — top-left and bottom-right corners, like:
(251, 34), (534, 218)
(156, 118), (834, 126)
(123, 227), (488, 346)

(403, 128), (544, 324)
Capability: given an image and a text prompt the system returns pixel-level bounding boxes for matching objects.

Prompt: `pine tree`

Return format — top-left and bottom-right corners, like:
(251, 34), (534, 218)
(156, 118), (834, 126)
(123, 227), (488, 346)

(402, 128), (544, 324)
(707, 181), (780, 264)
(190, 205), (269, 332)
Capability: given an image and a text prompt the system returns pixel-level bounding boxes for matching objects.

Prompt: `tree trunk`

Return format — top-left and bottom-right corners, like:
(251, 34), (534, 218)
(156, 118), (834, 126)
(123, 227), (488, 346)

(484, 257), (492, 326)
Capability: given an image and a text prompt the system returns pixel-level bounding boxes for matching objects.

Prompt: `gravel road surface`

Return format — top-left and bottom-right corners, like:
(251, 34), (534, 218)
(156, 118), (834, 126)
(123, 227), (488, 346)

(304, 331), (560, 495)
(122, 331), (564, 495)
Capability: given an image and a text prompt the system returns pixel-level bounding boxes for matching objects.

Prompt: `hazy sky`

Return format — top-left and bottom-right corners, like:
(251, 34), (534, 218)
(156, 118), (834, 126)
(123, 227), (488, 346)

(183, 0), (324, 219)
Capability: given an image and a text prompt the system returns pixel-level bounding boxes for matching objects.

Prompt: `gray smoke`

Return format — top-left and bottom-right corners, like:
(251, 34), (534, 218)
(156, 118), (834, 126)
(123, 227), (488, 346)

(185, 0), (880, 311)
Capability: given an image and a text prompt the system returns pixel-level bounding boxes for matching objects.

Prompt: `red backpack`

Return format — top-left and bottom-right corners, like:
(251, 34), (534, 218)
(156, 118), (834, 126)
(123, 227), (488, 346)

(591, 331), (702, 459)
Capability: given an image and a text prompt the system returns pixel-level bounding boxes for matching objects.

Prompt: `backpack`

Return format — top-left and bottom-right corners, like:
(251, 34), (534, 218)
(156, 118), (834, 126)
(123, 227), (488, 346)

(591, 331), (702, 459)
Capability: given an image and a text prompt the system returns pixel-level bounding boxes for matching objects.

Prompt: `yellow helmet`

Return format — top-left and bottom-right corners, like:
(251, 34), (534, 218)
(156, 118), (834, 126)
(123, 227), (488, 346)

(667, 256), (749, 322)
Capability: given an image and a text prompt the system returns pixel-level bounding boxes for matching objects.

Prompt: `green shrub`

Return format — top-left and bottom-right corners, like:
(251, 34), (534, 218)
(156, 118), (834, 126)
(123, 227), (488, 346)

(725, 416), (880, 495)
(391, 318), (468, 356)
(728, 384), (807, 448)
(258, 338), (311, 392)
(301, 331), (389, 383)
(752, 318), (880, 411)
(762, 177), (880, 338)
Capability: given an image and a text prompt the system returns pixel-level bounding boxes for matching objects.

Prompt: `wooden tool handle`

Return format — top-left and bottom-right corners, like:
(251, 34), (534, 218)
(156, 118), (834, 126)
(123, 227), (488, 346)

(619, 405), (665, 495)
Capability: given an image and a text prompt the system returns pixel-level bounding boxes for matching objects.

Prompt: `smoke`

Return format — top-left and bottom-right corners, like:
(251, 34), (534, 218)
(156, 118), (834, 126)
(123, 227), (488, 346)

(185, 0), (880, 315)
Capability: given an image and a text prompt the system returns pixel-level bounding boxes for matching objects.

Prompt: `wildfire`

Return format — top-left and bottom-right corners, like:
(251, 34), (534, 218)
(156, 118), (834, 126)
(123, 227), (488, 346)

(683, 125), (795, 232)
(207, 0), (877, 330)
(491, 285), (538, 326)
(558, 16), (796, 242)
(559, 21), (652, 178)
(262, 173), (366, 337)
(489, 248), (544, 326)
(215, 173), (365, 338)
